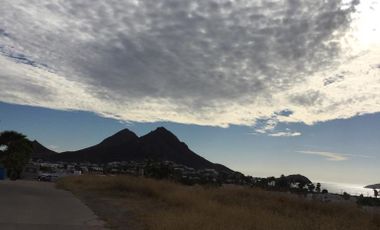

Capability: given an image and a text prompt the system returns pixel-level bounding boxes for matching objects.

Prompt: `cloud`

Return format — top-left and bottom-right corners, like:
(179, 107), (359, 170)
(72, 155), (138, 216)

(0, 0), (379, 128)
(289, 90), (325, 107)
(297, 151), (348, 161)
(252, 117), (301, 137)
(269, 131), (301, 137)
(323, 74), (345, 86)
(297, 150), (374, 161)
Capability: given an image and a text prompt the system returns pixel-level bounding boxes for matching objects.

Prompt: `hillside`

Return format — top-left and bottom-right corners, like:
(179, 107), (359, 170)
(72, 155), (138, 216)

(58, 175), (380, 230)
(50, 129), (139, 163)
(285, 174), (312, 184)
(41, 127), (233, 173)
(31, 140), (57, 159)
(365, 184), (380, 189)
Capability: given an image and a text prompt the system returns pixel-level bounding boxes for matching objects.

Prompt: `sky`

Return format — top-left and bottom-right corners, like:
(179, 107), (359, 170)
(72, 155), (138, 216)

(0, 0), (379, 185)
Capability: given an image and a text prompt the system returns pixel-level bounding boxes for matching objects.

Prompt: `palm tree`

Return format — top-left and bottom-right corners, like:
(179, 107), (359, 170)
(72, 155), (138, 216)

(0, 131), (32, 180)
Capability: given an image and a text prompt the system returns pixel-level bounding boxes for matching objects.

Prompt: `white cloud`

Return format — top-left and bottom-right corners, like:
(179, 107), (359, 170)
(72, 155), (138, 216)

(297, 150), (374, 161)
(298, 151), (348, 161)
(252, 117), (301, 137)
(269, 132), (301, 137)
(0, 0), (379, 128)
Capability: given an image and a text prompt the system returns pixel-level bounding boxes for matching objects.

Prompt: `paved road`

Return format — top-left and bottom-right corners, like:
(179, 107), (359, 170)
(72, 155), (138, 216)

(0, 180), (107, 230)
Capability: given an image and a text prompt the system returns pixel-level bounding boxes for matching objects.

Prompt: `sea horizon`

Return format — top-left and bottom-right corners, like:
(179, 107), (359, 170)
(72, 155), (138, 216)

(317, 181), (376, 197)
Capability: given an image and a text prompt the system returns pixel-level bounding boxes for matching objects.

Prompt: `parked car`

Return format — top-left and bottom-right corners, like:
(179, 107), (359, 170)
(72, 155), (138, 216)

(38, 174), (58, 182)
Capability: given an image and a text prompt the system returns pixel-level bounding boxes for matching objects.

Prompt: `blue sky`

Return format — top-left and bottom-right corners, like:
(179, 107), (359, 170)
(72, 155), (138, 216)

(1, 1), (380, 185)
(1, 102), (378, 185)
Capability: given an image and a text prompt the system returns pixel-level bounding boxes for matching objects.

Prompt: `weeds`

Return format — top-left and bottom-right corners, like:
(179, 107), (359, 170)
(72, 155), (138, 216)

(58, 175), (380, 230)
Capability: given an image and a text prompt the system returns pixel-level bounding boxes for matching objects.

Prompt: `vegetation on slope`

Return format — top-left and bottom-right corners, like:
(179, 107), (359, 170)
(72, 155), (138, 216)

(58, 175), (380, 230)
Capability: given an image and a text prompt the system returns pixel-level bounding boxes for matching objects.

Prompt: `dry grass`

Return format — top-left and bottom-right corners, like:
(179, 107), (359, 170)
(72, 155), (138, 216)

(57, 175), (380, 230)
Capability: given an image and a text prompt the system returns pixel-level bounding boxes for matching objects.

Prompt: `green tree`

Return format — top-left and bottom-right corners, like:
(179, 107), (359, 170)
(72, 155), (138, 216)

(0, 131), (32, 180)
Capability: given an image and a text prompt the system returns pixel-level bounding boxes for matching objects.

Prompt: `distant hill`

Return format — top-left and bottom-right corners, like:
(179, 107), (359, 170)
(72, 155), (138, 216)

(31, 140), (57, 159)
(43, 127), (233, 173)
(50, 129), (139, 163)
(365, 183), (380, 189)
(285, 174), (312, 184)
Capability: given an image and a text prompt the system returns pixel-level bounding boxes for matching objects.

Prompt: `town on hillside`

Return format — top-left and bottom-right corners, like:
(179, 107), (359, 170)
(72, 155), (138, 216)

(1, 158), (377, 207)
(1, 129), (379, 207)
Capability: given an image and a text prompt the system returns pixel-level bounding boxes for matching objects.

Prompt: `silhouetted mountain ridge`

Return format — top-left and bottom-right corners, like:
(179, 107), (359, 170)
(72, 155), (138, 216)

(285, 174), (312, 184)
(31, 140), (57, 159)
(365, 183), (380, 189)
(99, 129), (138, 145)
(37, 127), (233, 173)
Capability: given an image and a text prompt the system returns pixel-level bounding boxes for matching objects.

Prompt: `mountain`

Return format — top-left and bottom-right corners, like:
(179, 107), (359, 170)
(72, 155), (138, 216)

(44, 127), (233, 173)
(50, 129), (139, 163)
(285, 174), (312, 184)
(31, 140), (57, 159)
(138, 127), (231, 172)
(365, 183), (380, 189)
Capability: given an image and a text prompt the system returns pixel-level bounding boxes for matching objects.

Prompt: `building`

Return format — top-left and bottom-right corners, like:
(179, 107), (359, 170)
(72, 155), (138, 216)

(0, 166), (6, 180)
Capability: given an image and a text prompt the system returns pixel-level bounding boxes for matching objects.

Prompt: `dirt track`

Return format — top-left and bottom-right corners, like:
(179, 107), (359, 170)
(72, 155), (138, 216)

(0, 180), (106, 230)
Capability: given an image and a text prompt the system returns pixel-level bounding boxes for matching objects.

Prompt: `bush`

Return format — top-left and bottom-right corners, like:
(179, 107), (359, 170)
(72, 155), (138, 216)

(357, 195), (380, 207)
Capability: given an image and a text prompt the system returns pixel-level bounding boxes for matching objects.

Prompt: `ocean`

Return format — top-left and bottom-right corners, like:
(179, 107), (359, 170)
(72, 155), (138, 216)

(319, 182), (377, 197)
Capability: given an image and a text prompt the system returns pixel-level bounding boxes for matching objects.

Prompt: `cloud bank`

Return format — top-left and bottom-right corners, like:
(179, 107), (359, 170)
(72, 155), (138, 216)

(1, 0), (380, 129)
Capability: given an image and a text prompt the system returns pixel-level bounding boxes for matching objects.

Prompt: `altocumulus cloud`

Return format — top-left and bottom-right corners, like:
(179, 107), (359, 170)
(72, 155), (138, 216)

(0, 0), (380, 128)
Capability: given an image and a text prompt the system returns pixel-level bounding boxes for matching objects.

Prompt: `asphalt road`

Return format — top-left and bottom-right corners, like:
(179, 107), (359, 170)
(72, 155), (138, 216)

(0, 180), (107, 230)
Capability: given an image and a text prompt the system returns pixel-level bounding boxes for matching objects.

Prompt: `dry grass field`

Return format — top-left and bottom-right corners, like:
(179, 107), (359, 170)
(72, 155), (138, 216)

(57, 175), (380, 230)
